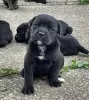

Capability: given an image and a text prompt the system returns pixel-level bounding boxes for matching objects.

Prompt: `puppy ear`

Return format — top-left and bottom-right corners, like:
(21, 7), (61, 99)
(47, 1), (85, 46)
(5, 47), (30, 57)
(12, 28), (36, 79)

(25, 29), (30, 43)
(57, 20), (73, 36)
(25, 16), (37, 43)
(57, 22), (61, 35)
(28, 16), (37, 28)
(57, 20), (65, 35)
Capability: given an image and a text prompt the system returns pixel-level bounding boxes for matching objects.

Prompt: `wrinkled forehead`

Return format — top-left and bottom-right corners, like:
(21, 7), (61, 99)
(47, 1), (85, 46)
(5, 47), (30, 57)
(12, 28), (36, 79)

(33, 15), (58, 27)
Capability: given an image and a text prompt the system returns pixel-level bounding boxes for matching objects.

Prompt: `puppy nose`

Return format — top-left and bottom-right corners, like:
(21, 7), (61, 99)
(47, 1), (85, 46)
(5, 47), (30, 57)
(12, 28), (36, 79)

(39, 32), (45, 37)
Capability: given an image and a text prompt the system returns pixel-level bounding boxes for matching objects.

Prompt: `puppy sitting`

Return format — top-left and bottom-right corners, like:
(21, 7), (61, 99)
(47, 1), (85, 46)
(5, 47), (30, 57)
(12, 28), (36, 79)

(24, 0), (46, 4)
(57, 34), (89, 56)
(3, 0), (18, 10)
(21, 14), (64, 95)
(0, 20), (13, 47)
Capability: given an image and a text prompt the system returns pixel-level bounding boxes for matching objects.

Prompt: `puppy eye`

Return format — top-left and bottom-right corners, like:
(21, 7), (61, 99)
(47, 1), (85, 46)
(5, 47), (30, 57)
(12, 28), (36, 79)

(20, 30), (22, 32)
(19, 30), (23, 33)
(48, 25), (55, 31)
(51, 27), (55, 30)
(48, 25), (51, 28)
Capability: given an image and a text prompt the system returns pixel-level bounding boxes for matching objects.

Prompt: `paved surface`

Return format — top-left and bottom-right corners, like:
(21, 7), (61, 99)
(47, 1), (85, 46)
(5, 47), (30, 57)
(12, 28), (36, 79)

(0, 0), (89, 100)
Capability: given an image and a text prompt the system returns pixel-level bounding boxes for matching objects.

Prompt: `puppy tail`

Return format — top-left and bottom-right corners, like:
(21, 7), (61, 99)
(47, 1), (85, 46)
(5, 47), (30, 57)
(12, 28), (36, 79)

(65, 27), (73, 35)
(79, 46), (89, 54)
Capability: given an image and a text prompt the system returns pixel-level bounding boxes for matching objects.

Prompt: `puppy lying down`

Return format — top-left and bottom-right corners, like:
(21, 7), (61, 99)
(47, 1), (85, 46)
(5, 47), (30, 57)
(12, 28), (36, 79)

(0, 20), (13, 47)
(15, 15), (89, 56)
(21, 14), (64, 95)
(57, 34), (89, 56)
(24, 0), (46, 4)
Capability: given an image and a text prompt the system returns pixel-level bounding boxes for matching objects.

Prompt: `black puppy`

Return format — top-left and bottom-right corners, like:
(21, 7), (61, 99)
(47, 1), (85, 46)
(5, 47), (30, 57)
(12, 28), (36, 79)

(15, 16), (72, 43)
(3, 0), (18, 10)
(57, 34), (89, 56)
(15, 22), (28, 43)
(0, 20), (13, 47)
(21, 14), (64, 95)
(24, 0), (46, 4)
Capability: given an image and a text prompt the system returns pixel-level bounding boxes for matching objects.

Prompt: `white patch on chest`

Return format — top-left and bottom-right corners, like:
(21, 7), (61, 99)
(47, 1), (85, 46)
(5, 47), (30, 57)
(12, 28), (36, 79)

(37, 45), (46, 60)
(37, 41), (42, 45)
(38, 56), (45, 60)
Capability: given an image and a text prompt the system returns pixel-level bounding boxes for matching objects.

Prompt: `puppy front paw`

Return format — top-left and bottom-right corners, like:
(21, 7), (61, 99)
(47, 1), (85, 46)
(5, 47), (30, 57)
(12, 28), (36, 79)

(14, 5), (19, 9)
(9, 7), (13, 10)
(49, 80), (62, 87)
(21, 86), (34, 95)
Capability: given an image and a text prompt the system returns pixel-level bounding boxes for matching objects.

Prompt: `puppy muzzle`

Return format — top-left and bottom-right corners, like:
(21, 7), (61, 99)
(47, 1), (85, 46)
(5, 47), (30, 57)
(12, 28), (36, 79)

(38, 32), (45, 37)
(30, 28), (52, 46)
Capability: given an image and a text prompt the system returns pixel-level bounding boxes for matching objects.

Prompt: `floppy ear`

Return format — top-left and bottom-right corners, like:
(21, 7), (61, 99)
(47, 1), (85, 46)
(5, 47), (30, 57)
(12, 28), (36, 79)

(57, 20), (64, 36)
(57, 20), (73, 36)
(28, 16), (37, 28)
(57, 22), (60, 35)
(25, 16), (37, 43)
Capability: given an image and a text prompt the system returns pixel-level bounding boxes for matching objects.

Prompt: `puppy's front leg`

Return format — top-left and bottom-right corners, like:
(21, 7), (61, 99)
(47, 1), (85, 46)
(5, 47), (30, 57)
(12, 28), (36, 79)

(22, 56), (34, 95)
(8, 0), (14, 10)
(49, 57), (64, 87)
(13, 0), (18, 9)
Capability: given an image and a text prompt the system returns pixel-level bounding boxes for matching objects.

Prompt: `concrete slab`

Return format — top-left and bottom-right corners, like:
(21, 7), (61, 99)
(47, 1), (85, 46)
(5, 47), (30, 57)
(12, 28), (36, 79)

(67, 0), (80, 4)
(0, 69), (89, 100)
(67, 2), (80, 5)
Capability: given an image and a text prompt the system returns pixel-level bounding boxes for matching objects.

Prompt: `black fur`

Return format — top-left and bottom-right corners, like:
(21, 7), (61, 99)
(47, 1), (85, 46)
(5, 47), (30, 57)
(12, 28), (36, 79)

(57, 34), (89, 56)
(21, 14), (64, 95)
(3, 0), (18, 10)
(24, 0), (46, 4)
(0, 20), (13, 47)
(15, 22), (28, 43)
(57, 20), (73, 36)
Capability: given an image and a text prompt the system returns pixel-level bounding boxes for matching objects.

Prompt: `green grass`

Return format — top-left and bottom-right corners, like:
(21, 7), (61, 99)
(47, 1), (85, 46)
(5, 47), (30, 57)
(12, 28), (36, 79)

(88, 53), (89, 58)
(0, 54), (89, 77)
(0, 68), (19, 77)
(80, 0), (89, 4)
(61, 58), (89, 73)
